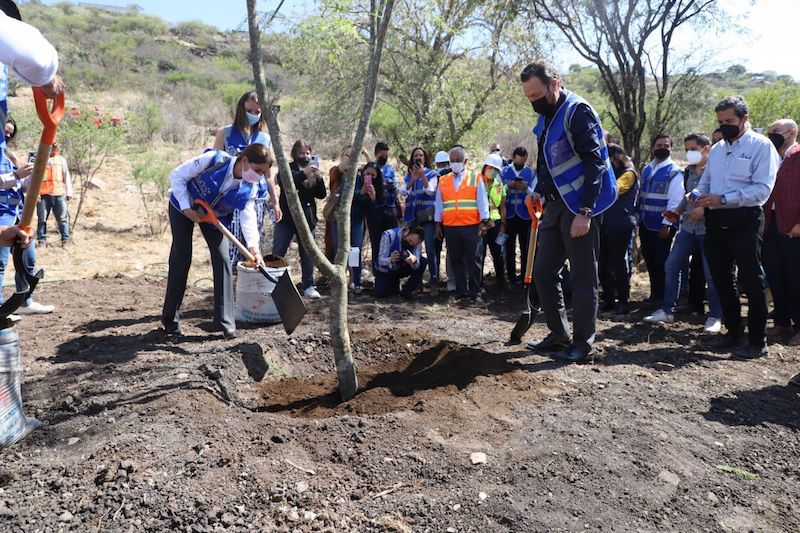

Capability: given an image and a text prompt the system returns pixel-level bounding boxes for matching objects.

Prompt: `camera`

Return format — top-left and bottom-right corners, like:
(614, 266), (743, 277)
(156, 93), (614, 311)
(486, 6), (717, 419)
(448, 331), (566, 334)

(27, 151), (36, 164)
(402, 250), (411, 260)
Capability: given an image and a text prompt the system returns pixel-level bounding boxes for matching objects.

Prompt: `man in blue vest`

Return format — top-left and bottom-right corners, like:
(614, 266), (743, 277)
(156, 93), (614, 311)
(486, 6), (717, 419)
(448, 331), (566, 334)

(520, 60), (618, 362)
(502, 146), (537, 285)
(638, 135), (684, 308)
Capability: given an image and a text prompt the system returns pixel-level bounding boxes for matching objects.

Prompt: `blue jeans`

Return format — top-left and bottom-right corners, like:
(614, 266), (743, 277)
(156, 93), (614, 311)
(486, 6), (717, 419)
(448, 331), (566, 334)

(36, 195), (70, 242)
(663, 230), (721, 317)
(272, 218), (316, 290)
(0, 243), (36, 306)
(420, 221), (439, 284)
(333, 217), (365, 287)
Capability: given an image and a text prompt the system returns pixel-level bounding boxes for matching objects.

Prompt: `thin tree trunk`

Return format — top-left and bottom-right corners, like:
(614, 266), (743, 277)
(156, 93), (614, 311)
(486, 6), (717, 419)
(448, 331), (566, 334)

(245, 0), (394, 401)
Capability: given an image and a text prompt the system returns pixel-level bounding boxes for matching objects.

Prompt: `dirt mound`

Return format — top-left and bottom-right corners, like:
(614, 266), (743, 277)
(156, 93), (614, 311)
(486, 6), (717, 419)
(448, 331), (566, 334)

(256, 336), (566, 418)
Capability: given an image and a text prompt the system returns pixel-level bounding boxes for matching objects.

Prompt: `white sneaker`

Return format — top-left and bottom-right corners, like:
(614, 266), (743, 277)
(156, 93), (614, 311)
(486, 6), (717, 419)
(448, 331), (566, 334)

(304, 286), (321, 300)
(16, 301), (55, 315)
(703, 317), (722, 334)
(644, 309), (674, 324)
(348, 282), (356, 291)
(7, 314), (21, 322)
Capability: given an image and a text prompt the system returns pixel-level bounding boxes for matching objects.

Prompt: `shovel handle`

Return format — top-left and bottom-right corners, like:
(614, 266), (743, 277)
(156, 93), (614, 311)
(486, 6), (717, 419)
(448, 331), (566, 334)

(18, 89), (66, 233)
(523, 196), (543, 285)
(193, 199), (256, 262)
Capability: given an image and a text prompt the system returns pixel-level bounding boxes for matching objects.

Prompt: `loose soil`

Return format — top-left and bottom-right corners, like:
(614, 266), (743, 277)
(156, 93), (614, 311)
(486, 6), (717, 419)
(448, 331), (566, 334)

(0, 275), (797, 532)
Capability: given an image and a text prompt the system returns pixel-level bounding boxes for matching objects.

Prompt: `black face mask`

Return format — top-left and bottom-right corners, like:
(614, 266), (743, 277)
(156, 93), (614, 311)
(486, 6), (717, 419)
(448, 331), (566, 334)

(653, 148), (671, 161)
(295, 157), (310, 167)
(376, 156), (388, 167)
(3, 135), (9, 143)
(768, 132), (786, 151)
(531, 94), (554, 117)
(719, 122), (742, 142)
(513, 162), (525, 171)
(402, 239), (414, 250)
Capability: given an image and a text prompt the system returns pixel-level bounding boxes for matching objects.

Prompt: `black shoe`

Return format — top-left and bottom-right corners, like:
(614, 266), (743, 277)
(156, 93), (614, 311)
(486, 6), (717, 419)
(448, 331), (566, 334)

(613, 303), (629, 316)
(600, 300), (616, 313)
(164, 323), (183, 336)
(528, 333), (572, 352)
(734, 344), (768, 359)
(707, 333), (743, 352)
(553, 345), (594, 364)
(400, 291), (419, 301)
(223, 328), (237, 340)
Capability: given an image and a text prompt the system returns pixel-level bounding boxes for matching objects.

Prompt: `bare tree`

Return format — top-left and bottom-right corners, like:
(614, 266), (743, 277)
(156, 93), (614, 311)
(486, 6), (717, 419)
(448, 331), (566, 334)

(528, 0), (717, 165)
(246, 0), (395, 401)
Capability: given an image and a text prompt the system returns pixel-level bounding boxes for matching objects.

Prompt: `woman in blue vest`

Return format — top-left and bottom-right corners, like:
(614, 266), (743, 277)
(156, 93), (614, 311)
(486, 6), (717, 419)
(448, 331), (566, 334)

(637, 134), (684, 307)
(399, 147), (440, 294)
(162, 143), (273, 339)
(599, 144), (639, 316)
(213, 91), (279, 269)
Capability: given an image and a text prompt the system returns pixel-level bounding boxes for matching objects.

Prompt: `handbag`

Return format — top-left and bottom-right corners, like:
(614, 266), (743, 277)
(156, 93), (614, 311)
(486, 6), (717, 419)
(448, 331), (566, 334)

(322, 193), (340, 222)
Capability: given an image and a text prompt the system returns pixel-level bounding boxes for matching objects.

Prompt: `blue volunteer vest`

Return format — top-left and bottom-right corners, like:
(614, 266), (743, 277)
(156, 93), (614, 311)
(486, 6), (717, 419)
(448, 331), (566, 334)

(1, 64), (8, 152)
(501, 164), (536, 220)
(403, 168), (437, 223)
(639, 161), (681, 232)
(380, 163), (397, 208)
(0, 151), (22, 225)
(373, 227), (403, 271)
(169, 151), (254, 226)
(222, 127), (270, 200)
(533, 91), (617, 215)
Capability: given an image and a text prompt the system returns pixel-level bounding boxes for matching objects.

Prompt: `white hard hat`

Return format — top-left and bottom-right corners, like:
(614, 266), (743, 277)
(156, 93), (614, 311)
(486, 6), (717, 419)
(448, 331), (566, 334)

(483, 153), (504, 172)
(434, 151), (450, 164)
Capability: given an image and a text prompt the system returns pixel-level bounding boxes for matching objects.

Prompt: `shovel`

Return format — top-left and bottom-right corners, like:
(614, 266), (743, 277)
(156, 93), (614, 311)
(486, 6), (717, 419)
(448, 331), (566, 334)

(0, 88), (64, 322)
(508, 196), (543, 345)
(193, 199), (306, 335)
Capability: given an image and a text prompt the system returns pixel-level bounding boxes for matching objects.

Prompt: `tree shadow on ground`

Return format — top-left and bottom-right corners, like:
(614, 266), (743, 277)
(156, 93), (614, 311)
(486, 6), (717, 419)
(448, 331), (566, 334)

(50, 329), (202, 365)
(703, 384), (800, 431)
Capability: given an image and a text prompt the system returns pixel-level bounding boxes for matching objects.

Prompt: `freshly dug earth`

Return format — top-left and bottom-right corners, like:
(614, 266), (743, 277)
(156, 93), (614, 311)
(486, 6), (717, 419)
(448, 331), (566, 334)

(0, 276), (798, 532)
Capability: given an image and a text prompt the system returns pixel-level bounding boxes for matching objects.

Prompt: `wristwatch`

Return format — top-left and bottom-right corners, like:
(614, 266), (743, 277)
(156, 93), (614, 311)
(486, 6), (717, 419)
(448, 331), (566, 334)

(578, 207), (593, 218)
(719, 194), (727, 206)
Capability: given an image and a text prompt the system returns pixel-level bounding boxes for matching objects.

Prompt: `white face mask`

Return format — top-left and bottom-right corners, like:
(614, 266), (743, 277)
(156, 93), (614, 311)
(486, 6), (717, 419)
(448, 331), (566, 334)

(685, 150), (703, 166)
(241, 167), (263, 184)
(450, 161), (465, 174)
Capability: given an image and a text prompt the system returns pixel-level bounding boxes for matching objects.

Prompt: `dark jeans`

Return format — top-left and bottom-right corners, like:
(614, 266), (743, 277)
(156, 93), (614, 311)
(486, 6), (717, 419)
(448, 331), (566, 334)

(504, 216), (531, 283)
(36, 195), (70, 242)
(443, 224), (482, 298)
(480, 223), (504, 286)
(599, 228), (634, 305)
(333, 217), (365, 287)
(639, 225), (674, 304)
(374, 256), (428, 297)
(419, 221), (439, 284)
(0, 242), (36, 306)
(704, 207), (768, 347)
(162, 204), (234, 332)
(533, 199), (600, 353)
(273, 217), (316, 290)
(763, 222), (800, 328)
(688, 241), (706, 311)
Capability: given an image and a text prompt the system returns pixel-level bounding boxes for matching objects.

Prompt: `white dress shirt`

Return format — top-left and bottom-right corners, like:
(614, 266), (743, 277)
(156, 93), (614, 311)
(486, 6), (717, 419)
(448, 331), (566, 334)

(170, 152), (259, 248)
(697, 128), (779, 208)
(0, 11), (59, 86)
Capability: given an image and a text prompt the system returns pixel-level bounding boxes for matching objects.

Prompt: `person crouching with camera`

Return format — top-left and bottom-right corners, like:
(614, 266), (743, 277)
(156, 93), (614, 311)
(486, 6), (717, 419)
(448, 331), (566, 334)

(373, 225), (427, 299)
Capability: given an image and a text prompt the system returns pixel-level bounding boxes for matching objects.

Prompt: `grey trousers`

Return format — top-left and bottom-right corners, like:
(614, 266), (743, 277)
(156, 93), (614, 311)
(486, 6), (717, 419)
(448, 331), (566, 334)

(162, 203), (235, 332)
(533, 199), (600, 352)
(444, 224), (482, 298)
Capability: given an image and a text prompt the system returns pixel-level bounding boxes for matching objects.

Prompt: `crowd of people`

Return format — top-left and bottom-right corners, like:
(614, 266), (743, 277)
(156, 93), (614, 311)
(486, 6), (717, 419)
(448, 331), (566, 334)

(160, 63), (799, 372)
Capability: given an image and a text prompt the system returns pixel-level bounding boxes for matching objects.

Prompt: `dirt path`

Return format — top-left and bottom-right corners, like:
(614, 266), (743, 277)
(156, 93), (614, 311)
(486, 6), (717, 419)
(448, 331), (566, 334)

(0, 276), (797, 532)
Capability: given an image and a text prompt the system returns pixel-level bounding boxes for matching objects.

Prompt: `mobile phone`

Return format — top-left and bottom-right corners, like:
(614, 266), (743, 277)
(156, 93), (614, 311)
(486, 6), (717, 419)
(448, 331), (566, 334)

(310, 155), (319, 168)
(27, 151), (36, 163)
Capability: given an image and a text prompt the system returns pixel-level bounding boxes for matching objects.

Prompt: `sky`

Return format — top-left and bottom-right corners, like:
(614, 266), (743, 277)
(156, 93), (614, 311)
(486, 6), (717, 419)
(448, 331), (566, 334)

(38, 0), (800, 79)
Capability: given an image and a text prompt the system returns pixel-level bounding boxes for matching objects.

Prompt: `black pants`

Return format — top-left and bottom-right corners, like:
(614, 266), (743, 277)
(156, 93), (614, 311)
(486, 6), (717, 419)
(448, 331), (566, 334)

(599, 228), (634, 305)
(762, 222), (800, 329)
(533, 199), (600, 353)
(504, 216), (531, 283)
(444, 224), (482, 298)
(480, 224), (505, 286)
(163, 203), (235, 332)
(704, 207), (768, 347)
(639, 225), (674, 304)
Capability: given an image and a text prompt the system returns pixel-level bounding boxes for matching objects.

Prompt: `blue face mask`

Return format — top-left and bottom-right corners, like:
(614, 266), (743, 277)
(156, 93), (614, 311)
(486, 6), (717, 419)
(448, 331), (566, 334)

(246, 111), (261, 126)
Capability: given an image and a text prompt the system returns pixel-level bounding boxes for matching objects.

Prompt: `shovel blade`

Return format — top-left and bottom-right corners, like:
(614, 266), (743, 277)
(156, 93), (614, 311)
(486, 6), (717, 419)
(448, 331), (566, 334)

(269, 271), (307, 335)
(508, 310), (533, 345)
